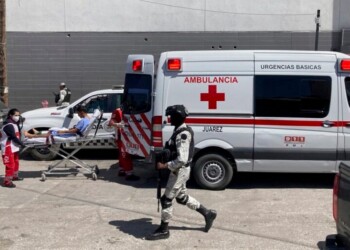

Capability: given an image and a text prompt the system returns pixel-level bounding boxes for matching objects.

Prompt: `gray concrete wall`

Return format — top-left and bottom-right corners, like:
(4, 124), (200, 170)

(7, 31), (341, 112)
(6, 0), (350, 111)
(7, 0), (350, 32)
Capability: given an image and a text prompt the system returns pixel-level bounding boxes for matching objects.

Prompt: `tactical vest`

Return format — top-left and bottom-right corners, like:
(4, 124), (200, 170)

(63, 87), (71, 103)
(164, 125), (194, 165)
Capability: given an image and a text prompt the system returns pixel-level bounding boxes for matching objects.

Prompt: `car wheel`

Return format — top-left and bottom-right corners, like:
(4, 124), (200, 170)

(30, 147), (57, 161)
(193, 153), (233, 190)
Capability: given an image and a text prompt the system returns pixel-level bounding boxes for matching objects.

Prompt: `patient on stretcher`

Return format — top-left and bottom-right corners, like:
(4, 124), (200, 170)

(24, 106), (91, 139)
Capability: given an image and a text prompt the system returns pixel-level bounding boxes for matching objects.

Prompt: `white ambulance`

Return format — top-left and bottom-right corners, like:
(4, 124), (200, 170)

(121, 50), (350, 190)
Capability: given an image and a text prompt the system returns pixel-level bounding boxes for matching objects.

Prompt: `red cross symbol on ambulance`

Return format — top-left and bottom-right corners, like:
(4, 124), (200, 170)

(200, 85), (225, 109)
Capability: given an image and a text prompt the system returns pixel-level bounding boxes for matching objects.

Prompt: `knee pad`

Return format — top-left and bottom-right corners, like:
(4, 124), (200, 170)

(176, 195), (189, 205)
(160, 195), (173, 209)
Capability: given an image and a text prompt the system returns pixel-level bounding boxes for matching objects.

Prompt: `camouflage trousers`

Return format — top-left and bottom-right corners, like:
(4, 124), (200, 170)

(161, 166), (200, 223)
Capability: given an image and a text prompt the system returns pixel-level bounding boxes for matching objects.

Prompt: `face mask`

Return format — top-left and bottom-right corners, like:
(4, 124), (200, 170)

(12, 115), (20, 123)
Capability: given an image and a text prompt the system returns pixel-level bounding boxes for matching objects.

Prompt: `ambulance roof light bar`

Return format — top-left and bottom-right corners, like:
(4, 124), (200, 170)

(132, 59), (144, 72)
(167, 58), (182, 71)
(340, 59), (350, 71)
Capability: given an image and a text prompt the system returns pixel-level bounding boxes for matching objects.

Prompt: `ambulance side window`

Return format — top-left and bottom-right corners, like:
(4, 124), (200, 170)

(254, 75), (331, 118)
(345, 77), (350, 106)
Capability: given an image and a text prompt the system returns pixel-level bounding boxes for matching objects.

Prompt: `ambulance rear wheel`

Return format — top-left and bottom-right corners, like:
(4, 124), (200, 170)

(193, 154), (233, 190)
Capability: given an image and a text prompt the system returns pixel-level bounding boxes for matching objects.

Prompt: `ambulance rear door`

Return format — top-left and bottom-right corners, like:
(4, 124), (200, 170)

(338, 58), (350, 165)
(122, 55), (154, 158)
(253, 52), (339, 172)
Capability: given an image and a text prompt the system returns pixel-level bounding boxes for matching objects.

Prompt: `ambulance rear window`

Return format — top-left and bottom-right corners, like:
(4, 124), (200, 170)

(122, 73), (152, 114)
(255, 75), (331, 118)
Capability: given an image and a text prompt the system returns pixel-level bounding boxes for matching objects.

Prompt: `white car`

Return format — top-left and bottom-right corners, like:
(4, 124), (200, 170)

(21, 87), (123, 160)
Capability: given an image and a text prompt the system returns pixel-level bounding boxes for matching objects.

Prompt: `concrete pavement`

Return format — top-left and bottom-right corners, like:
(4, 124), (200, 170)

(0, 151), (336, 249)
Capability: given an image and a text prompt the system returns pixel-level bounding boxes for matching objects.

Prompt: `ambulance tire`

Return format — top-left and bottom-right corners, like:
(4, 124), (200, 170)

(30, 147), (57, 161)
(193, 154), (233, 190)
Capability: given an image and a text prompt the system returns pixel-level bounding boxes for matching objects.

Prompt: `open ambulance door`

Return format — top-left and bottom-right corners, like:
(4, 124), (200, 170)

(121, 55), (154, 158)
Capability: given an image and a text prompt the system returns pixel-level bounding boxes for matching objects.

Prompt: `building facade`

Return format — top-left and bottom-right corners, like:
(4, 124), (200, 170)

(7, 0), (350, 111)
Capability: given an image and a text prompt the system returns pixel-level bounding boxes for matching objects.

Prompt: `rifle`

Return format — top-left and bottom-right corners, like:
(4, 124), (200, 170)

(157, 163), (161, 212)
(52, 92), (60, 104)
(155, 149), (171, 212)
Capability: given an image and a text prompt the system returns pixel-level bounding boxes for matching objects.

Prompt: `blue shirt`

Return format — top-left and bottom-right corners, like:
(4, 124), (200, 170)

(75, 117), (90, 134)
(51, 117), (90, 137)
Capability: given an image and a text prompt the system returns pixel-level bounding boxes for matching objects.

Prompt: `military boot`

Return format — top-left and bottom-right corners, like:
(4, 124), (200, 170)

(197, 204), (217, 232)
(145, 221), (170, 240)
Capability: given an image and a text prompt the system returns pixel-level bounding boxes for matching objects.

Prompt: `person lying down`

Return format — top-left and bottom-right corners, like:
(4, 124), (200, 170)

(24, 106), (91, 139)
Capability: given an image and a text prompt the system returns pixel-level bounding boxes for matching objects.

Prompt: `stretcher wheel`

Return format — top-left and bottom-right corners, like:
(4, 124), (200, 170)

(92, 173), (97, 181)
(41, 173), (46, 182)
(94, 165), (100, 175)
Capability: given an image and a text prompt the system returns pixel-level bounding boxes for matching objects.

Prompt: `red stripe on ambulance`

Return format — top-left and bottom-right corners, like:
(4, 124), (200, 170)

(141, 113), (152, 131)
(186, 117), (348, 127)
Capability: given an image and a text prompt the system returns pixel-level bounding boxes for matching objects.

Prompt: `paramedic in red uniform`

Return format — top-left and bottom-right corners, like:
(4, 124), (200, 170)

(1, 108), (26, 188)
(109, 108), (140, 181)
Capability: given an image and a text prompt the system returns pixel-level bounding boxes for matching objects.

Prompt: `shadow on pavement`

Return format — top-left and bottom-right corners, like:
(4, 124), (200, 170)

(109, 218), (156, 239)
(17, 170), (41, 179)
(0, 171), (42, 182)
(317, 240), (326, 250)
(98, 160), (335, 191)
(97, 161), (168, 190)
(317, 235), (346, 250)
(109, 218), (204, 239)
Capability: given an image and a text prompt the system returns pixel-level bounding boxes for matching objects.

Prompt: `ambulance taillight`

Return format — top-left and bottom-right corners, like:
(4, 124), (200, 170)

(167, 58), (182, 71)
(132, 59), (143, 72)
(152, 116), (163, 147)
(340, 59), (350, 71)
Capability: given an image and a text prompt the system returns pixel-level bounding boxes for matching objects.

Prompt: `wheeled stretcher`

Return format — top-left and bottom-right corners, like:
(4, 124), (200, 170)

(23, 109), (104, 181)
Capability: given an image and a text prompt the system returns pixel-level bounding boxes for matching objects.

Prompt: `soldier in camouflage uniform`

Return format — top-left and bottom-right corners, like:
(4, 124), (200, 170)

(146, 105), (217, 241)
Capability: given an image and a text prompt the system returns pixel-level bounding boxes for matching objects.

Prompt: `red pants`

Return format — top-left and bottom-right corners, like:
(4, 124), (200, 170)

(2, 150), (19, 184)
(117, 139), (133, 173)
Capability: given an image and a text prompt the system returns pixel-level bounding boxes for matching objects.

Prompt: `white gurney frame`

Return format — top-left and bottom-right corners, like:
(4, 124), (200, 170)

(24, 109), (104, 181)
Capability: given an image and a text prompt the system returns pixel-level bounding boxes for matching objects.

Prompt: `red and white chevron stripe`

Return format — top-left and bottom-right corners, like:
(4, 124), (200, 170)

(122, 113), (152, 157)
